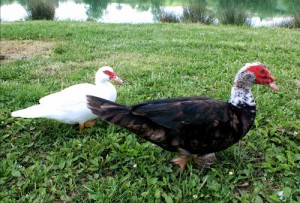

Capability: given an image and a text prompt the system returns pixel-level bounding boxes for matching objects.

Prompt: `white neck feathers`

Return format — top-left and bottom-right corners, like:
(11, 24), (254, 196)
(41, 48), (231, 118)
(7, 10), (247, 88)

(228, 69), (256, 107)
(228, 86), (255, 107)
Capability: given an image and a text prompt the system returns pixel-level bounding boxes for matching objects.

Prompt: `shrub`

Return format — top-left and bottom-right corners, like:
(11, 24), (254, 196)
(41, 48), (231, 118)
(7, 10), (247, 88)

(293, 15), (300, 28)
(219, 5), (248, 25)
(291, 5), (300, 28)
(159, 11), (180, 23)
(182, 4), (215, 24)
(283, 15), (300, 29)
(217, 0), (249, 26)
(277, 19), (294, 28)
(27, 0), (56, 20)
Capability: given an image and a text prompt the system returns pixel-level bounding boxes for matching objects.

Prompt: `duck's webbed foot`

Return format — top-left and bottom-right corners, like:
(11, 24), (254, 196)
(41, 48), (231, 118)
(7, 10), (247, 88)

(79, 120), (97, 132)
(171, 148), (191, 172)
(172, 157), (189, 172)
(193, 153), (217, 168)
(84, 120), (97, 128)
(172, 150), (217, 171)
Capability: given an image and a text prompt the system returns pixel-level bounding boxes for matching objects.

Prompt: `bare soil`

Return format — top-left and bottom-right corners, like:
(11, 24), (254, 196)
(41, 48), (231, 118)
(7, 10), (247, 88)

(0, 40), (54, 61)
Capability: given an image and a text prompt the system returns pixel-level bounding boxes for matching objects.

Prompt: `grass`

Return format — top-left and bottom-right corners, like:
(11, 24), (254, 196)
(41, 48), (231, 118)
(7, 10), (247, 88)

(1, 21), (300, 202)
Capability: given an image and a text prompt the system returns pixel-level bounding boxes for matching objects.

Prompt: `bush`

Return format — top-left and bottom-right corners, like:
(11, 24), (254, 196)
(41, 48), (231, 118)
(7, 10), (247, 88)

(291, 5), (300, 28)
(293, 15), (300, 28)
(27, 0), (56, 20)
(219, 5), (248, 25)
(217, 0), (249, 26)
(182, 4), (215, 24)
(283, 15), (300, 29)
(159, 11), (180, 23)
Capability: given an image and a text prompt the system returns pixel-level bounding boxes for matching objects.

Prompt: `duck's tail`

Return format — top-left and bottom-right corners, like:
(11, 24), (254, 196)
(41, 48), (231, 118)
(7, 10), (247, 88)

(11, 105), (50, 118)
(87, 95), (132, 127)
(87, 95), (167, 146)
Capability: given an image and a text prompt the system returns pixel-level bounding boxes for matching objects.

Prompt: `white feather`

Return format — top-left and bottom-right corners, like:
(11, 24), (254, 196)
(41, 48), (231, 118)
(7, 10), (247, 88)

(11, 66), (120, 124)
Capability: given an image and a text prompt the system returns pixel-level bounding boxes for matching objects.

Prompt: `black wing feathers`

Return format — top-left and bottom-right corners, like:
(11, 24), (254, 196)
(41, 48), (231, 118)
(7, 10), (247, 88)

(87, 95), (250, 154)
(132, 97), (227, 130)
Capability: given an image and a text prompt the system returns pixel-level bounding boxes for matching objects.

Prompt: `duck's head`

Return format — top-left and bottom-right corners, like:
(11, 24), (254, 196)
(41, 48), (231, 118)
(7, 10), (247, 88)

(234, 62), (279, 91)
(96, 66), (123, 83)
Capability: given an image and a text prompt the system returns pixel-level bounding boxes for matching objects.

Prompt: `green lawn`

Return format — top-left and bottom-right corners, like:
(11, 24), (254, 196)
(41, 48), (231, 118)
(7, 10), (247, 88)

(0, 21), (299, 202)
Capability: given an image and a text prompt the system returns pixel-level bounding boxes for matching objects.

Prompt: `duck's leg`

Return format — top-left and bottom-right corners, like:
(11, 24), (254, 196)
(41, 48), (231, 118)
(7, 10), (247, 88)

(84, 120), (97, 128)
(193, 153), (216, 168)
(171, 148), (191, 172)
(79, 123), (85, 133)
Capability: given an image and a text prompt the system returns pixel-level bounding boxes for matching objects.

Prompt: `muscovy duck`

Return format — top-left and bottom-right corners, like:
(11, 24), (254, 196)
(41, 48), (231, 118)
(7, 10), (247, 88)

(12, 66), (122, 132)
(87, 62), (278, 171)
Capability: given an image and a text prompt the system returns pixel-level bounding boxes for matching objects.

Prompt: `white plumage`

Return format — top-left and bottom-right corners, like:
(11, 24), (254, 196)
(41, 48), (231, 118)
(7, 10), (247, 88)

(11, 66), (122, 131)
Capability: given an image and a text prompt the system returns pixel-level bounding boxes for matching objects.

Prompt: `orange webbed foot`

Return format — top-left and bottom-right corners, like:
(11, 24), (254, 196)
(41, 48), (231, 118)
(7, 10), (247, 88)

(172, 148), (191, 172)
(79, 120), (97, 132)
(84, 120), (97, 128)
(172, 156), (189, 172)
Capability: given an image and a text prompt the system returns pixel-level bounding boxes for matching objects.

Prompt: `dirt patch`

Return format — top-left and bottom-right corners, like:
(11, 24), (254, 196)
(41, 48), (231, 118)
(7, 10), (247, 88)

(0, 40), (55, 61)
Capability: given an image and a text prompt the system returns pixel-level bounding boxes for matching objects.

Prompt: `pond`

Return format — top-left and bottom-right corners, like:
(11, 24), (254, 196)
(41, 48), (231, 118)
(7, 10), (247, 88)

(1, 0), (299, 27)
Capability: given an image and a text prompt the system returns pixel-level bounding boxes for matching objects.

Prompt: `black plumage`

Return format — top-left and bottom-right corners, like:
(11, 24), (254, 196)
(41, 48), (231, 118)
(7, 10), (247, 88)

(87, 62), (278, 171)
(88, 96), (253, 153)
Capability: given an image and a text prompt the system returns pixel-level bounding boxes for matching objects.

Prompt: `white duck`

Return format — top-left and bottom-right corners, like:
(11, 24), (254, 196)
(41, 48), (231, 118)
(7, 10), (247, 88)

(11, 66), (122, 132)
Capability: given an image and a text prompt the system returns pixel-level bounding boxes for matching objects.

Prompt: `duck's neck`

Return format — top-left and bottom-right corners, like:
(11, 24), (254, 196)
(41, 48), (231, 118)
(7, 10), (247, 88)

(96, 81), (107, 87)
(228, 82), (255, 108)
(228, 81), (256, 137)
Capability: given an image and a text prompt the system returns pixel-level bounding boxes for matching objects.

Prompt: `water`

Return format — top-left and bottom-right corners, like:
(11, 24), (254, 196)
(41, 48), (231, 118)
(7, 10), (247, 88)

(0, 0), (298, 27)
